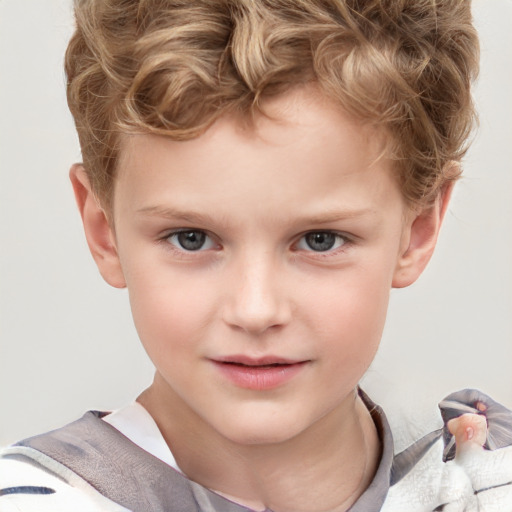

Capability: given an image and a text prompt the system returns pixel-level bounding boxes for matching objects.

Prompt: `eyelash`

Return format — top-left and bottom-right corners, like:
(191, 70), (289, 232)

(163, 229), (218, 253)
(160, 229), (352, 256)
(294, 231), (350, 254)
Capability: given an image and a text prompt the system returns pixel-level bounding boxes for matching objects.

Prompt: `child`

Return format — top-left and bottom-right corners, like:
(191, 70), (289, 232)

(1, 1), (511, 511)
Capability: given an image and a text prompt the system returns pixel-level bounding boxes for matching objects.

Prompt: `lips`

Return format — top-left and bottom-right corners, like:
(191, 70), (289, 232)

(211, 355), (309, 390)
(214, 355), (304, 366)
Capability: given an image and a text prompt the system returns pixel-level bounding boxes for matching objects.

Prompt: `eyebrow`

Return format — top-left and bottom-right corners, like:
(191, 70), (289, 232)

(299, 208), (376, 224)
(136, 206), (218, 225)
(136, 205), (376, 226)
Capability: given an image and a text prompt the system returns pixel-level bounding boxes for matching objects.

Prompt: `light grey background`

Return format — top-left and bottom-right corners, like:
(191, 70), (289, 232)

(1, 0), (511, 446)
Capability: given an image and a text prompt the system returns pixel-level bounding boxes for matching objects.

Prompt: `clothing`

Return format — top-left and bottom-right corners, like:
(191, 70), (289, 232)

(1, 389), (511, 512)
(102, 401), (179, 470)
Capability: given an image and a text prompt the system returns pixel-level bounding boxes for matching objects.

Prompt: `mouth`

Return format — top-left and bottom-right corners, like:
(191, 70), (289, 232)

(210, 355), (310, 390)
(215, 355), (304, 365)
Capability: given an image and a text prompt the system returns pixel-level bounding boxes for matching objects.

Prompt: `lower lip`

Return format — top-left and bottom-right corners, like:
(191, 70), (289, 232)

(212, 361), (308, 390)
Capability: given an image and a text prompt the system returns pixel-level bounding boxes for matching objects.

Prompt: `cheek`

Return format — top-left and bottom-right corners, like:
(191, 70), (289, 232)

(301, 267), (391, 362)
(125, 266), (218, 360)
(306, 267), (391, 328)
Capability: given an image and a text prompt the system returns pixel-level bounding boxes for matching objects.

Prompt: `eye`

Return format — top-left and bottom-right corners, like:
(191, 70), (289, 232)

(296, 232), (347, 252)
(167, 230), (216, 252)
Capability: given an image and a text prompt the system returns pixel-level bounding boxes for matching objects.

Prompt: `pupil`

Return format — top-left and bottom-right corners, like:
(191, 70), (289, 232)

(178, 231), (205, 251)
(306, 232), (335, 251)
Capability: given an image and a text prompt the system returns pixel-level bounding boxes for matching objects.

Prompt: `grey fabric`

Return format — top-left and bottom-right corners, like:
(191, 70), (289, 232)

(439, 388), (512, 461)
(347, 389), (394, 512)
(16, 390), (394, 512)
(17, 412), (202, 512)
(389, 388), (512, 487)
(390, 428), (443, 485)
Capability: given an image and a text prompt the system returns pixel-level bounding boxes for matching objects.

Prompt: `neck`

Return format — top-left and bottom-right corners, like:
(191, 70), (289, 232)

(138, 380), (380, 512)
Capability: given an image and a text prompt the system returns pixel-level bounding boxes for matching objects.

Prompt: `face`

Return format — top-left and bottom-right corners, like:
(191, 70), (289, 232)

(87, 89), (426, 445)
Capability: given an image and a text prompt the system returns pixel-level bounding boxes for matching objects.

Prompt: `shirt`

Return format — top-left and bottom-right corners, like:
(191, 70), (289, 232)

(1, 389), (511, 511)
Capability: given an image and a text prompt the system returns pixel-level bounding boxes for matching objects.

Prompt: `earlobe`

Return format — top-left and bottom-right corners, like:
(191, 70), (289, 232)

(392, 181), (454, 288)
(69, 164), (126, 289)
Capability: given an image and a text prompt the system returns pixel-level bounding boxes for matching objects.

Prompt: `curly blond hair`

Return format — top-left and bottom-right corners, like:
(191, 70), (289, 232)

(65, 0), (479, 209)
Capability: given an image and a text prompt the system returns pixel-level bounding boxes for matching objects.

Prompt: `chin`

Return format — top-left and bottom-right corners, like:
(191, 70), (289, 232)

(212, 411), (311, 446)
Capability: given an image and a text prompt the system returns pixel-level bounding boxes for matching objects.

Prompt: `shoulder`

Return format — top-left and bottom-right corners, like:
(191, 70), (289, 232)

(1, 410), (200, 512)
(0, 415), (131, 512)
(0, 446), (130, 512)
(383, 389), (512, 511)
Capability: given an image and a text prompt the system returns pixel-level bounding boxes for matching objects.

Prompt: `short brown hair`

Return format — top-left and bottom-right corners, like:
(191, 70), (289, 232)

(65, 0), (479, 209)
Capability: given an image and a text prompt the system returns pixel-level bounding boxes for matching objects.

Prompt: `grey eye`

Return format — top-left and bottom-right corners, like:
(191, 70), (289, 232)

(297, 232), (346, 252)
(168, 230), (214, 251)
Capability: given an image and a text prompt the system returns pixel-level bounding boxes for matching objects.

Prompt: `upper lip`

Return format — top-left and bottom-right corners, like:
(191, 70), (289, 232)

(212, 355), (308, 366)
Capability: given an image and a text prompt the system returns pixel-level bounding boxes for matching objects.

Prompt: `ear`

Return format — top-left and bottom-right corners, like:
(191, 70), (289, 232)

(392, 180), (454, 288)
(70, 164), (126, 288)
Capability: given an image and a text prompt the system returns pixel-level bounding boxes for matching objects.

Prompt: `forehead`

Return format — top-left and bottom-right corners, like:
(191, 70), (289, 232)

(119, 87), (389, 169)
(114, 87), (398, 218)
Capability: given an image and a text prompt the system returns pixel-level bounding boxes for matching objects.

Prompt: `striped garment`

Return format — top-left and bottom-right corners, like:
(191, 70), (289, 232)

(1, 389), (511, 512)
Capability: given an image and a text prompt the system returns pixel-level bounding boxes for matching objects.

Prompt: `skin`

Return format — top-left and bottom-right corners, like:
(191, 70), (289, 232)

(448, 414), (488, 455)
(71, 87), (451, 512)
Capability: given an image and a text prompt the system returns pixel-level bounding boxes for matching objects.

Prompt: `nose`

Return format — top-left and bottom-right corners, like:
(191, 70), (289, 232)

(222, 252), (291, 335)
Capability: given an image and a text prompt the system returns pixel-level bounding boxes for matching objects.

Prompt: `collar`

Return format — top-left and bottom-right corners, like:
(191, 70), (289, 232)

(17, 389), (394, 512)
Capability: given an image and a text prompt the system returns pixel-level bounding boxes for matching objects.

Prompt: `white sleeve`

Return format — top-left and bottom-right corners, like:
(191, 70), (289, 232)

(0, 447), (131, 512)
